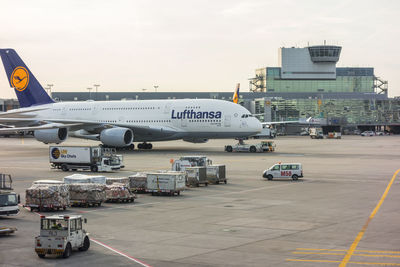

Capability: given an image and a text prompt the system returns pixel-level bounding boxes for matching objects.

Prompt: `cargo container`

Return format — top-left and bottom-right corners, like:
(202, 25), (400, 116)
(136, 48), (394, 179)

(146, 172), (186, 196)
(128, 173), (148, 192)
(206, 165), (227, 184)
(105, 183), (136, 203)
(25, 183), (69, 211)
(185, 167), (208, 187)
(69, 183), (106, 207)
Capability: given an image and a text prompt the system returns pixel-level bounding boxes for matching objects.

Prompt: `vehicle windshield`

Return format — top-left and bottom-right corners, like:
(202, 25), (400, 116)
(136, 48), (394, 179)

(110, 157), (120, 165)
(0, 194), (17, 207)
(41, 219), (69, 230)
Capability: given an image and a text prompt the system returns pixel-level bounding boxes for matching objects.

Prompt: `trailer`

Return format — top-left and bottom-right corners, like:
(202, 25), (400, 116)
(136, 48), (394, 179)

(146, 172), (186, 196)
(0, 226), (17, 235)
(206, 165), (227, 184)
(69, 183), (106, 207)
(0, 174), (20, 216)
(128, 173), (148, 193)
(25, 182), (69, 212)
(105, 183), (136, 203)
(49, 146), (122, 172)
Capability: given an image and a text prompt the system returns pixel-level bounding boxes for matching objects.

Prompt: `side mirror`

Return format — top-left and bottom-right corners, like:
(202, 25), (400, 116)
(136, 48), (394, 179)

(84, 218), (87, 224)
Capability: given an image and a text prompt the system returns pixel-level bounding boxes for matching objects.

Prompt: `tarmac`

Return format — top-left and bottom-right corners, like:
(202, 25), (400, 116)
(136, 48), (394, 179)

(0, 135), (400, 267)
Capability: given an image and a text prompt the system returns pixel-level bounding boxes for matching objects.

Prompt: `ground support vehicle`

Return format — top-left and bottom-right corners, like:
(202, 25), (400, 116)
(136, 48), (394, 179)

(105, 183), (136, 203)
(49, 146), (122, 172)
(25, 182), (69, 212)
(0, 174), (20, 216)
(361, 131), (375, 136)
(327, 132), (342, 139)
(263, 163), (303, 181)
(206, 165), (227, 184)
(171, 156), (213, 172)
(146, 172), (186, 196)
(225, 140), (275, 153)
(185, 167), (208, 187)
(35, 215), (90, 258)
(252, 125), (276, 139)
(0, 226), (17, 235)
(128, 173), (148, 193)
(69, 183), (106, 207)
(309, 127), (324, 139)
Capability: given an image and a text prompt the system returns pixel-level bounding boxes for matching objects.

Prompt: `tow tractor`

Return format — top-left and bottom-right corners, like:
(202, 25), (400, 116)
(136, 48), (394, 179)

(0, 173), (20, 216)
(225, 140), (276, 153)
(35, 215), (90, 258)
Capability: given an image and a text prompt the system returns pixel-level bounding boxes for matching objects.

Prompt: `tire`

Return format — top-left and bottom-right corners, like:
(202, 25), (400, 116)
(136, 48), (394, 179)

(224, 180), (227, 184)
(61, 164), (69, 172)
(91, 165), (98, 172)
(129, 144), (135, 150)
(37, 253), (45, 258)
(250, 146), (256, 153)
(138, 143), (143, 149)
(226, 146), (233, 152)
(148, 143), (153, 149)
(63, 243), (72, 258)
(79, 236), (90, 251)
(292, 174), (299, 181)
(267, 174), (273, 180)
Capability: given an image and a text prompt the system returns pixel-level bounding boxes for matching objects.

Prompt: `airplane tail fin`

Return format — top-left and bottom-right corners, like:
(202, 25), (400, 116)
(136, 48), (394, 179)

(0, 49), (54, 108)
(233, 83), (240, 104)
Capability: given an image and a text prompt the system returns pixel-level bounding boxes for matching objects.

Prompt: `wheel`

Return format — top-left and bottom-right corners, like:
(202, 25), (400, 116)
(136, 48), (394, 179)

(91, 165), (98, 172)
(177, 191), (180, 196)
(292, 174), (299, 181)
(37, 253), (45, 258)
(224, 180), (227, 184)
(250, 146), (256, 153)
(63, 243), (72, 258)
(267, 174), (273, 180)
(129, 144), (135, 150)
(148, 143), (153, 149)
(205, 182), (208, 187)
(138, 143), (143, 149)
(61, 164), (68, 172)
(226, 146), (233, 152)
(79, 236), (90, 251)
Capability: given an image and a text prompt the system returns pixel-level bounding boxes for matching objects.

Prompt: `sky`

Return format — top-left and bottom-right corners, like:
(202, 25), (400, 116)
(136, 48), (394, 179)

(0, 0), (399, 98)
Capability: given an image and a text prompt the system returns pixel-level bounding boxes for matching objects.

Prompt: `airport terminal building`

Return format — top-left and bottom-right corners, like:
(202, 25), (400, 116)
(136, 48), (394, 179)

(2, 44), (400, 133)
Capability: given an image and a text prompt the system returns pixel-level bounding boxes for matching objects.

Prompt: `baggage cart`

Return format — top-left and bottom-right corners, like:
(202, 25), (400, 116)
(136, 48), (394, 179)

(146, 172), (186, 196)
(206, 165), (227, 184)
(185, 167), (208, 187)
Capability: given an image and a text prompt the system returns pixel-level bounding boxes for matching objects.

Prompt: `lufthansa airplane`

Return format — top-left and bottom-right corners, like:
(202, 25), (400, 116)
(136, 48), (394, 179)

(0, 49), (262, 149)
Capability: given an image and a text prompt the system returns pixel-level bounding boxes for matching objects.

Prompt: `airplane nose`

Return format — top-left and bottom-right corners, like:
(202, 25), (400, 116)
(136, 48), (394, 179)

(253, 118), (262, 133)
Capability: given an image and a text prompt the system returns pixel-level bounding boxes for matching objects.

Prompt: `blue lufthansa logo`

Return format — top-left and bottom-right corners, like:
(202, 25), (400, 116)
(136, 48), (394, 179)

(171, 109), (222, 119)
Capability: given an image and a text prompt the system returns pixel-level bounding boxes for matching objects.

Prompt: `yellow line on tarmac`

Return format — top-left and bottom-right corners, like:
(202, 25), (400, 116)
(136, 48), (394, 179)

(287, 259), (400, 266)
(297, 248), (400, 254)
(339, 168), (400, 267)
(294, 251), (400, 258)
(293, 251), (344, 256)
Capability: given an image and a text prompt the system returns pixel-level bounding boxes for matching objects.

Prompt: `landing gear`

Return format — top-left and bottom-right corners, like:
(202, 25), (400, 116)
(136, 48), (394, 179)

(138, 143), (153, 150)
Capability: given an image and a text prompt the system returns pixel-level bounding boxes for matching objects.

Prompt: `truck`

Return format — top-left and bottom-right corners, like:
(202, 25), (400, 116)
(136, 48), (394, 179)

(0, 174), (20, 216)
(252, 125), (276, 139)
(171, 156), (213, 172)
(35, 214), (90, 258)
(309, 127), (324, 139)
(225, 140), (275, 153)
(49, 146), (122, 172)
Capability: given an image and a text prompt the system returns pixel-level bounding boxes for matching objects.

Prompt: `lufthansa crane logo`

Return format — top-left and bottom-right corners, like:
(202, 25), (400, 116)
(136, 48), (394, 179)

(11, 66), (29, 92)
(51, 148), (60, 159)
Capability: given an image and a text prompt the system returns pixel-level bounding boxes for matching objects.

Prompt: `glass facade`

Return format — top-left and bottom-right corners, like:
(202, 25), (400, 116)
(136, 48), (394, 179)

(253, 97), (400, 125)
(265, 67), (374, 93)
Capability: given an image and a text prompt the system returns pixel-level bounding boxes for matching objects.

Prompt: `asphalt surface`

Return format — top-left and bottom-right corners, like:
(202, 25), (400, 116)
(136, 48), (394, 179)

(0, 135), (399, 267)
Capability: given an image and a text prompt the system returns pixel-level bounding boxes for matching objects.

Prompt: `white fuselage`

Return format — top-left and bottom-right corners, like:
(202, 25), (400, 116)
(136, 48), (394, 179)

(28, 99), (262, 142)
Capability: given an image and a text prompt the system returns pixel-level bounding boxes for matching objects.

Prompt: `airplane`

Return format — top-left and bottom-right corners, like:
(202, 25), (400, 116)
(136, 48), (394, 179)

(0, 49), (262, 149)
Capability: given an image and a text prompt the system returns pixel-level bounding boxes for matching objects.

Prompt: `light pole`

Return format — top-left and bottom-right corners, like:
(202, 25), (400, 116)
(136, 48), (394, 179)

(93, 84), (100, 100)
(47, 84), (54, 96)
(154, 85), (159, 92)
(87, 87), (92, 100)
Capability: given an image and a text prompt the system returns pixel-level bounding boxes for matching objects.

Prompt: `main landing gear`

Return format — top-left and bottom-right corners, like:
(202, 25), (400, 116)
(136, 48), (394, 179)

(137, 143), (153, 150)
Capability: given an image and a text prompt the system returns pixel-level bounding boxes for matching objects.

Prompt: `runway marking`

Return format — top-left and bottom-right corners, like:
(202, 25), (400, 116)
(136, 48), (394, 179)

(286, 259), (400, 266)
(293, 251), (400, 258)
(339, 168), (400, 267)
(91, 238), (152, 267)
(296, 248), (400, 254)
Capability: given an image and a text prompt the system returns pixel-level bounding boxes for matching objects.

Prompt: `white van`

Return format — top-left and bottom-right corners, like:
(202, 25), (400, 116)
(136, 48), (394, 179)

(263, 163), (303, 180)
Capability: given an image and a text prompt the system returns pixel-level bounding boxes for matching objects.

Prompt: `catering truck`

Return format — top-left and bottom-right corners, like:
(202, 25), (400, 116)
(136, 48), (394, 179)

(49, 146), (122, 172)
(0, 174), (20, 216)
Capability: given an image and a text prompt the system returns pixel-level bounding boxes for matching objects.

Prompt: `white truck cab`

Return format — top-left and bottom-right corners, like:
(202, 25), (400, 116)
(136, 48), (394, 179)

(263, 163), (303, 180)
(35, 215), (89, 258)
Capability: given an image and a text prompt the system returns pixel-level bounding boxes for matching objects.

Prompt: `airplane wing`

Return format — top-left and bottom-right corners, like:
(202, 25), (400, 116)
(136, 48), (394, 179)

(261, 121), (302, 126)
(0, 107), (49, 118)
(0, 123), (84, 133)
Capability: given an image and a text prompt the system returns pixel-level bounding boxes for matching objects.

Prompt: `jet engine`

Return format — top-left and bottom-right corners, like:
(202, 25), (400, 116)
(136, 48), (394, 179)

(100, 127), (133, 147)
(182, 137), (209, 143)
(34, 126), (68, 144)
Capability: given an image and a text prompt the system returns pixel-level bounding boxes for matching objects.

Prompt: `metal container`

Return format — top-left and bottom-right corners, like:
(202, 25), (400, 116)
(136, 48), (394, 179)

(206, 165), (227, 184)
(185, 167), (208, 187)
(146, 172), (186, 195)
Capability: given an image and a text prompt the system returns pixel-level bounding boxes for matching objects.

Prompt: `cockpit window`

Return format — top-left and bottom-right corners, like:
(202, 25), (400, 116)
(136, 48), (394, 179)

(241, 114), (253, 118)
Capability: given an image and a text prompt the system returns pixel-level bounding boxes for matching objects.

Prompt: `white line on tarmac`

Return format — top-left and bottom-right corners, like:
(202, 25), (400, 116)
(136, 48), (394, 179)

(91, 238), (152, 267)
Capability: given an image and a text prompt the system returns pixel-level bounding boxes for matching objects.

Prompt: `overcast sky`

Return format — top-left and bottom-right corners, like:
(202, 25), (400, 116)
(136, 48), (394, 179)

(0, 0), (399, 98)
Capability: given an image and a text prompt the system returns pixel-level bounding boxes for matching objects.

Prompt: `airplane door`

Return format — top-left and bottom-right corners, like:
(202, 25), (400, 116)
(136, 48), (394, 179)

(224, 115), (231, 127)
(164, 103), (172, 114)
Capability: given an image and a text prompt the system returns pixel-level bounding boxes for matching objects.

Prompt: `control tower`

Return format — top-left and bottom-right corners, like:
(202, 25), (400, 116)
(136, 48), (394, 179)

(279, 45), (342, 80)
